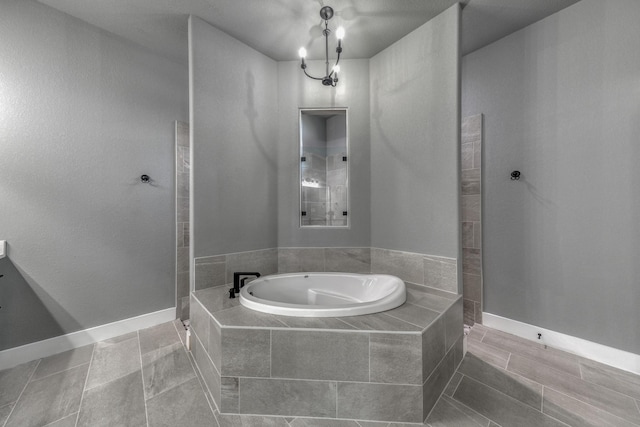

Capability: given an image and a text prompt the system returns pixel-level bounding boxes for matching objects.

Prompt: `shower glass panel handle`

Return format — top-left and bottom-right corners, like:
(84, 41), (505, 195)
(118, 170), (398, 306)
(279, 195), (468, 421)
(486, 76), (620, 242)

(299, 108), (349, 228)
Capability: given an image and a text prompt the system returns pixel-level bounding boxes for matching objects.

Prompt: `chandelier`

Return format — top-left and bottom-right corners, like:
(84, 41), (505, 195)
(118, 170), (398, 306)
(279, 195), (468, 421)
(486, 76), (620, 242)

(298, 6), (344, 87)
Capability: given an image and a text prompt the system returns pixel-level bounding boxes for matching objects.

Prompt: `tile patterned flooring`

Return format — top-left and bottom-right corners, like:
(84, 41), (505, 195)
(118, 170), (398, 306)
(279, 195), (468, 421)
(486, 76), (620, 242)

(1, 321), (639, 426)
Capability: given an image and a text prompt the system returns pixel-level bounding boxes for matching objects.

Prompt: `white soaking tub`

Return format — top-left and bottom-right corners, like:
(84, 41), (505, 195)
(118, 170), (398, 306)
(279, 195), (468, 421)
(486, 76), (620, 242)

(239, 272), (406, 317)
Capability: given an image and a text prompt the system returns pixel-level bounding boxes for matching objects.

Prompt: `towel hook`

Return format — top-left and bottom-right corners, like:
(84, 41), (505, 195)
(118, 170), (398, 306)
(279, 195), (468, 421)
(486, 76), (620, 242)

(140, 174), (151, 183)
(510, 171), (521, 180)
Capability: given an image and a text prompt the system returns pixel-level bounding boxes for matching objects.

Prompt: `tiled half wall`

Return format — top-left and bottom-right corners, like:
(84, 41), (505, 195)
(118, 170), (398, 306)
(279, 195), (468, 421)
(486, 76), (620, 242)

(194, 247), (458, 294)
(190, 286), (463, 423)
(461, 114), (483, 325)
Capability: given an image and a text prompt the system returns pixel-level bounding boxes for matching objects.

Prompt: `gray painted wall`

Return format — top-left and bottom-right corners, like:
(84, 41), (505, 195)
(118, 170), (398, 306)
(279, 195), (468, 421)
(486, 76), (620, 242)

(189, 16), (279, 258)
(277, 60), (371, 248)
(0, 0), (187, 350)
(370, 4), (461, 259)
(462, 0), (640, 353)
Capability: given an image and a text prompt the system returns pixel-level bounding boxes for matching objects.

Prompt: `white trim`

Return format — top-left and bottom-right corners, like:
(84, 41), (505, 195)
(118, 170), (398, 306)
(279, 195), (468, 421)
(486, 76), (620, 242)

(0, 307), (175, 371)
(483, 312), (640, 375)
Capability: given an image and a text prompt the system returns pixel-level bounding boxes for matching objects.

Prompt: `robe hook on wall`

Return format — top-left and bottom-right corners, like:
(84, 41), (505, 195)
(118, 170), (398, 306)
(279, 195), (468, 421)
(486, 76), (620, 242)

(141, 174), (151, 183)
(510, 171), (521, 180)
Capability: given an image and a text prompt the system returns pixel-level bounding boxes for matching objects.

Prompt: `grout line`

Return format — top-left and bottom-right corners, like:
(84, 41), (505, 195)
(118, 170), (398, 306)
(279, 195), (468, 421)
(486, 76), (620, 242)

(367, 333), (371, 383)
(42, 413), (78, 426)
(171, 319), (185, 347)
(136, 331), (150, 427)
(269, 330), (272, 378)
(445, 375), (497, 426)
(74, 343), (95, 427)
(578, 360), (584, 380)
(541, 385), (544, 412)
(186, 339), (219, 414)
(2, 358), (41, 427)
(450, 373), (464, 397)
(505, 352), (512, 370)
(635, 399), (640, 416)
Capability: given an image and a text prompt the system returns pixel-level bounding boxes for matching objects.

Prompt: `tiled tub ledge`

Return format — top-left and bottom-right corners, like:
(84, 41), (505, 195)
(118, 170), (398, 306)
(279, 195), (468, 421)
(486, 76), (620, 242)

(189, 283), (464, 424)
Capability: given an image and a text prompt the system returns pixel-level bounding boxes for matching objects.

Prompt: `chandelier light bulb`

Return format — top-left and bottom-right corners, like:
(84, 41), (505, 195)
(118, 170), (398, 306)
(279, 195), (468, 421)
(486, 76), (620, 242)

(298, 47), (307, 58)
(336, 26), (345, 40)
(333, 65), (340, 74)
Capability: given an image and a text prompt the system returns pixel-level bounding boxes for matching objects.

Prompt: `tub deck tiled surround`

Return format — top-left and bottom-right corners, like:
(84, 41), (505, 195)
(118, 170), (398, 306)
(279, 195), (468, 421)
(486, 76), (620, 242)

(190, 284), (464, 424)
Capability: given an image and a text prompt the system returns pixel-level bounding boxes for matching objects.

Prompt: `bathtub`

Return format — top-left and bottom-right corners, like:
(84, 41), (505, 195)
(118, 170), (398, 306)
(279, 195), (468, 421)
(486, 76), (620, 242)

(239, 272), (406, 317)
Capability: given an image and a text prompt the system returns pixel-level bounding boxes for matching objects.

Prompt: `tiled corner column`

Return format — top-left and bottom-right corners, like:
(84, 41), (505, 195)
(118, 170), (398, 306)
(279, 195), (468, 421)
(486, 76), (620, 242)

(461, 114), (483, 325)
(189, 291), (463, 423)
(175, 121), (190, 320)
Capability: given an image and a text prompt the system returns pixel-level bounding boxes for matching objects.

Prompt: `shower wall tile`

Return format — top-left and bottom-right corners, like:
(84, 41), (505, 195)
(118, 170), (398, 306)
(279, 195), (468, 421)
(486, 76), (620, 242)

(474, 302), (483, 324)
(473, 223), (481, 249)
(462, 274), (481, 303)
(461, 195), (481, 222)
(177, 272), (189, 305)
(473, 142), (481, 169)
(462, 222), (474, 248)
(461, 143), (474, 170)
(462, 168), (480, 182)
(175, 121), (190, 319)
(461, 115), (483, 326)
(176, 121), (189, 147)
(461, 114), (482, 144)
(177, 247), (189, 274)
(461, 180), (481, 195)
(324, 247), (370, 273)
(463, 299), (476, 327)
(176, 197), (189, 223)
(462, 249), (481, 275)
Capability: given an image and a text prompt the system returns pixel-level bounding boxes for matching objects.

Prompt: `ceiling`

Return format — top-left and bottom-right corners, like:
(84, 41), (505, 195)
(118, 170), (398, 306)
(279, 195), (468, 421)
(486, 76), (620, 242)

(38, 0), (582, 65)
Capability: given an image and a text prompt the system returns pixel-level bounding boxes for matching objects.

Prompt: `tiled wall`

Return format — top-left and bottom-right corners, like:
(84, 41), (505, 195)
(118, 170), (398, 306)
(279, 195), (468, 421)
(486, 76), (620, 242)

(194, 248), (278, 290)
(176, 121), (190, 319)
(371, 248), (458, 293)
(461, 114), (483, 325)
(195, 247), (458, 294)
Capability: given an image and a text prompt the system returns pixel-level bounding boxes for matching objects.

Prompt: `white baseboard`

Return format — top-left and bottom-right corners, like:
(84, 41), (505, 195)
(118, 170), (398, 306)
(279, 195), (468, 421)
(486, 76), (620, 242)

(0, 307), (176, 371)
(483, 312), (640, 375)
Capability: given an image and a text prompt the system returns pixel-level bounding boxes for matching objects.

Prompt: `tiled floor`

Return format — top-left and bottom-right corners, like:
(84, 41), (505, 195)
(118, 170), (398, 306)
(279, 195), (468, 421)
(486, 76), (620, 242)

(1, 321), (639, 427)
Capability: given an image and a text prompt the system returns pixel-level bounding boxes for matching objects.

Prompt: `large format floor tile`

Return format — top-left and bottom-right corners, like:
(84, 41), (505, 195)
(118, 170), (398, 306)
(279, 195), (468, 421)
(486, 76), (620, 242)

(3, 321), (639, 427)
(5, 364), (88, 427)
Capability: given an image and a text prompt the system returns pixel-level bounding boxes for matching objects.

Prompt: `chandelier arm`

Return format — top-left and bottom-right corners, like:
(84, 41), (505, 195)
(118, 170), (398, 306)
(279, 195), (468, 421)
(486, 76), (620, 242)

(303, 68), (325, 81)
(329, 52), (342, 78)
